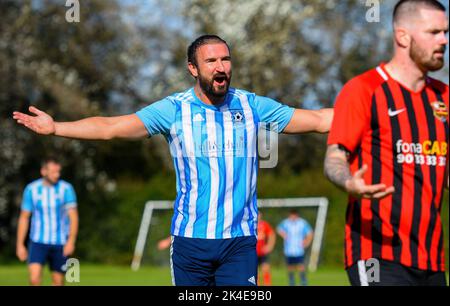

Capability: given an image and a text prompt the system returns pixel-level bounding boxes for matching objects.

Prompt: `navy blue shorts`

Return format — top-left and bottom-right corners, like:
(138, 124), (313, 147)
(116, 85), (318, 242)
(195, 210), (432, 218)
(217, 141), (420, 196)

(28, 241), (67, 273)
(171, 236), (257, 286)
(286, 256), (305, 265)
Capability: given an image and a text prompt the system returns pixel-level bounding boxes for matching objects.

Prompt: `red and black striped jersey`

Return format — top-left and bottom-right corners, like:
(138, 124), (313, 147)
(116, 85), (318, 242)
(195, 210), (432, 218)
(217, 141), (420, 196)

(328, 63), (449, 272)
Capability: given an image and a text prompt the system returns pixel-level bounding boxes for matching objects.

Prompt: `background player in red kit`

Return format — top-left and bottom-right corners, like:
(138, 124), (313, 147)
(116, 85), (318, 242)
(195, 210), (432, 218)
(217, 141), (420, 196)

(324, 0), (448, 286)
(256, 212), (276, 286)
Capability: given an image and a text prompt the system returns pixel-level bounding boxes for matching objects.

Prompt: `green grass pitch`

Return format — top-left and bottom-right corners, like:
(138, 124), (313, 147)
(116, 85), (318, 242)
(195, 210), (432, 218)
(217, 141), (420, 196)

(0, 264), (349, 286)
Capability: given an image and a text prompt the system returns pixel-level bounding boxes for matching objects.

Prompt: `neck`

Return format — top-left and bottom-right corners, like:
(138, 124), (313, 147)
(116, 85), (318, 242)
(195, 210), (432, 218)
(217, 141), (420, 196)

(42, 178), (55, 186)
(194, 84), (226, 106)
(384, 53), (428, 92)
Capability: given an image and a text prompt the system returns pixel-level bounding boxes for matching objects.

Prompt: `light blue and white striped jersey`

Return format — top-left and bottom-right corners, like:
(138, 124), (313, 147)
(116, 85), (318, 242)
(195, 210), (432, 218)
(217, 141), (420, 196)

(21, 179), (77, 245)
(277, 218), (312, 257)
(136, 87), (294, 239)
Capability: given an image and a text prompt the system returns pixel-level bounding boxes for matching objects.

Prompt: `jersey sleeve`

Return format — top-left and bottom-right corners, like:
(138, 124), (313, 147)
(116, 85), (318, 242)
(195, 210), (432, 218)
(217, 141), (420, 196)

(64, 184), (77, 209)
(254, 96), (295, 133)
(327, 77), (372, 154)
(135, 98), (177, 137)
(266, 222), (274, 235)
(21, 186), (33, 212)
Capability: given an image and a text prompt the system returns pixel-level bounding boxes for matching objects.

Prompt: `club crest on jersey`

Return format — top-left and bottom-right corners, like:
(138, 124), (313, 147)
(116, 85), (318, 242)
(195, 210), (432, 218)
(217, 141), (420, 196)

(231, 110), (244, 123)
(431, 101), (448, 122)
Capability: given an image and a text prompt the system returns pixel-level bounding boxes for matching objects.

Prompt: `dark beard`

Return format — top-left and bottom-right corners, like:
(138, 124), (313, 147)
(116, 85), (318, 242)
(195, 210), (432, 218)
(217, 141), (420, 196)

(198, 73), (231, 98)
(410, 39), (445, 72)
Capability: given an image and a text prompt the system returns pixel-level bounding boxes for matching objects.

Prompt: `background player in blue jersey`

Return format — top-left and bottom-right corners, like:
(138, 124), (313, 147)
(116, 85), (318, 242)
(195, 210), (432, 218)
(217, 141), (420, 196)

(13, 35), (332, 286)
(277, 210), (313, 286)
(16, 157), (78, 286)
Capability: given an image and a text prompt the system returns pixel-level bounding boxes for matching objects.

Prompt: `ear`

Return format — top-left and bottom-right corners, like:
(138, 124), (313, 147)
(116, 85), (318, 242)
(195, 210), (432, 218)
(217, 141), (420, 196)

(187, 62), (198, 78)
(394, 27), (411, 49)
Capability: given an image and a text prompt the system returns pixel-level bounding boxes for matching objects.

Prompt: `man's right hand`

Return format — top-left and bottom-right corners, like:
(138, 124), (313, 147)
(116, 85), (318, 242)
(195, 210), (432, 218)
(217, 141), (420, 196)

(157, 237), (172, 251)
(16, 244), (28, 262)
(13, 106), (55, 135)
(345, 164), (395, 199)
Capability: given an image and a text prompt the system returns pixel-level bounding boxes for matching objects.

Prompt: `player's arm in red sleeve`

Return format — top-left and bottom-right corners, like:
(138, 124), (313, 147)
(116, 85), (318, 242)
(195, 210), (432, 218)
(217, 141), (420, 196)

(263, 225), (276, 254)
(324, 77), (394, 199)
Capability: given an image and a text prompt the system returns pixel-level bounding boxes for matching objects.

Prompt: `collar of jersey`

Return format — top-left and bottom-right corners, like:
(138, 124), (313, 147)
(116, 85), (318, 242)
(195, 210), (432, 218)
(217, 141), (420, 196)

(189, 87), (232, 111)
(379, 62), (429, 95)
(39, 178), (60, 188)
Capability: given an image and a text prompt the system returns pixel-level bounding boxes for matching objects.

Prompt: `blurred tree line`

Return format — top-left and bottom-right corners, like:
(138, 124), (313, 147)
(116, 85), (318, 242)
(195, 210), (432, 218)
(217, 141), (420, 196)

(0, 0), (447, 268)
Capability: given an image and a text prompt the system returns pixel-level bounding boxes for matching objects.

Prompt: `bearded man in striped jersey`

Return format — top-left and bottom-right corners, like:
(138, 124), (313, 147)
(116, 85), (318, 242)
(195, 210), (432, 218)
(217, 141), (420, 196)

(13, 34), (333, 286)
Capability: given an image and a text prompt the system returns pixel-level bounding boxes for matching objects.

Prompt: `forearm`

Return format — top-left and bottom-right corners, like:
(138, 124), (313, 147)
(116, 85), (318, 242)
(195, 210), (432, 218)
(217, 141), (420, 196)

(304, 234), (313, 248)
(67, 223), (78, 245)
(283, 108), (334, 134)
(267, 234), (276, 250)
(67, 210), (79, 245)
(55, 117), (118, 140)
(55, 114), (148, 140)
(277, 231), (286, 240)
(314, 108), (334, 133)
(16, 217), (29, 247)
(324, 144), (352, 191)
(14, 107), (147, 139)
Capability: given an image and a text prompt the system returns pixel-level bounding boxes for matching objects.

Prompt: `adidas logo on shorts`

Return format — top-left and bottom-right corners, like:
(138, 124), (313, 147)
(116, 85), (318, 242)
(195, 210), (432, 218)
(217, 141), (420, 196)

(248, 276), (256, 285)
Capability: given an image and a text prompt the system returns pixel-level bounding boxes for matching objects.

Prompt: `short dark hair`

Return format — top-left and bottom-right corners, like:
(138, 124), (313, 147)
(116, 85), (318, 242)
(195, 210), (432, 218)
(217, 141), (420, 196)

(289, 209), (299, 216)
(393, 0), (446, 24)
(41, 156), (61, 168)
(187, 35), (229, 67)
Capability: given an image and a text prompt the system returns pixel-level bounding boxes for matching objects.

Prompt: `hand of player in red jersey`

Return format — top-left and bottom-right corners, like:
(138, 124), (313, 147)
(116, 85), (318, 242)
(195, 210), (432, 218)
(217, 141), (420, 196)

(345, 164), (395, 199)
(13, 106), (56, 135)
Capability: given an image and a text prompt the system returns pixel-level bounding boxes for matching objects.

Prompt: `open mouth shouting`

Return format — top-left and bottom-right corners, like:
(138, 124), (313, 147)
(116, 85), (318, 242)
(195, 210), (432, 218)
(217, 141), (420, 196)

(213, 74), (228, 87)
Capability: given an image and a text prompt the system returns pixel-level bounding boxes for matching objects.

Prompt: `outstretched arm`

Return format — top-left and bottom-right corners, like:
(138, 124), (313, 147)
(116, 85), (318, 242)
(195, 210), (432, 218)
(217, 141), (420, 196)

(324, 144), (395, 199)
(13, 106), (148, 140)
(283, 108), (333, 134)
